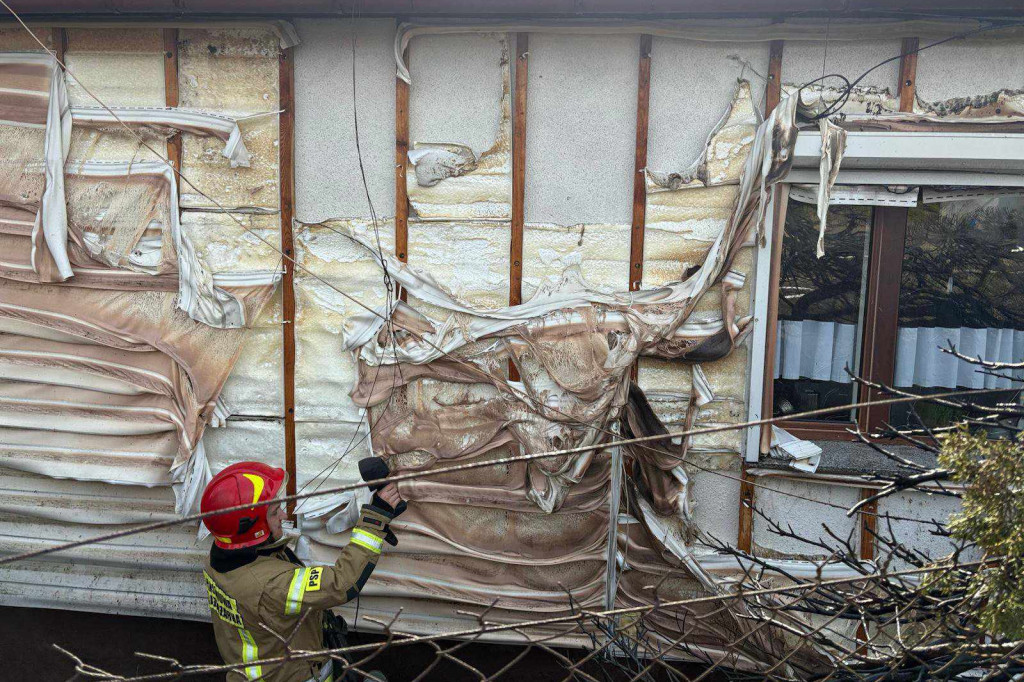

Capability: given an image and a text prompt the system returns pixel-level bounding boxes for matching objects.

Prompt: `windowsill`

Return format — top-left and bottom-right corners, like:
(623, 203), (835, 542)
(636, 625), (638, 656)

(757, 439), (938, 478)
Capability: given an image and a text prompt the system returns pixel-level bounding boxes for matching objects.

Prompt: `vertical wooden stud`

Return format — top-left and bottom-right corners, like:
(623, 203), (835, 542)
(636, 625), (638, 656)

(627, 35), (652, 383)
(509, 32), (528, 309)
(279, 47), (298, 515)
(737, 471), (756, 553)
(856, 486), (879, 645)
(897, 37), (919, 113)
(395, 39), (410, 301)
(859, 489), (879, 560)
(738, 39), (784, 554)
(628, 34), (652, 294)
(162, 29), (181, 186)
(508, 33), (529, 382)
(763, 40), (784, 115)
(51, 27), (66, 64)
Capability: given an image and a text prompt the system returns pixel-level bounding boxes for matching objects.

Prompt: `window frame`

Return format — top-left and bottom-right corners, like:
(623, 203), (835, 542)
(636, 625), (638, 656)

(745, 130), (1024, 463)
(774, 205), (907, 442)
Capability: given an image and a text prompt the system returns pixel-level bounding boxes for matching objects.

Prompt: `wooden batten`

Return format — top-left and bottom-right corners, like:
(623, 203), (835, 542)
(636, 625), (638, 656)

(508, 33), (529, 382)
(897, 37), (919, 113)
(51, 27), (66, 63)
(279, 46), (298, 515)
(627, 34), (652, 383)
(162, 29), (181, 184)
(859, 490), (879, 560)
(510, 32), (528, 309)
(395, 41), (411, 306)
(628, 34), (652, 294)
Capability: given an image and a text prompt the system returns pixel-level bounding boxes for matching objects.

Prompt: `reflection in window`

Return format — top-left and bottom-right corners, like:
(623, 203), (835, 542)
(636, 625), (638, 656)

(891, 195), (1024, 431)
(773, 200), (871, 422)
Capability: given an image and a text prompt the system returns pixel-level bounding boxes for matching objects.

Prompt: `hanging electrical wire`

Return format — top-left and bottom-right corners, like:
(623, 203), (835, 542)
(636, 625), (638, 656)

(293, 6), (404, 511)
(798, 18), (1024, 121)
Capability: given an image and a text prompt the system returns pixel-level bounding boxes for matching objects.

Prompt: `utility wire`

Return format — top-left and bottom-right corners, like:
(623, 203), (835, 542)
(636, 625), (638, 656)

(293, 8), (403, 510)
(799, 17), (1024, 120)
(0, 385), (1004, 568)
(54, 556), (1002, 682)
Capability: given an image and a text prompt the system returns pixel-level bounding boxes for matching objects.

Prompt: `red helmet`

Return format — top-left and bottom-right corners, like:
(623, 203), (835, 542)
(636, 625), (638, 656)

(201, 462), (287, 549)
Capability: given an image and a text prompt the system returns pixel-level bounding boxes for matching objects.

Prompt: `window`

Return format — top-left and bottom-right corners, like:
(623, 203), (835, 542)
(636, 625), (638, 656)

(769, 190), (1024, 440)
(774, 201), (870, 424)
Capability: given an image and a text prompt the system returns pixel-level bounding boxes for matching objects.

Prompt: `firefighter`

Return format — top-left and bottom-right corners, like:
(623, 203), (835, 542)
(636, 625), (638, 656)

(200, 461), (401, 682)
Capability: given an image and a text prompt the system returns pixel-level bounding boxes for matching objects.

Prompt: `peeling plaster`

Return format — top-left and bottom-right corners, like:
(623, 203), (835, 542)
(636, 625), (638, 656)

(408, 143), (478, 187)
(407, 33), (511, 221)
(646, 80), (759, 192)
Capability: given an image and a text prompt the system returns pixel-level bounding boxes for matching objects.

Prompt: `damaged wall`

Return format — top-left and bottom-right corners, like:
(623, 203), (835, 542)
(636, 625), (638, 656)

(0, 25), (283, 617)
(914, 37), (1024, 100)
(644, 38), (766, 543)
(179, 26), (285, 462)
(1, 18), (1023, 650)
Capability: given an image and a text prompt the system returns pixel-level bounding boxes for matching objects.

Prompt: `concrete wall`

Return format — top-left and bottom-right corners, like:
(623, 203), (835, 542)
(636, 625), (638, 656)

(647, 37), (768, 172)
(524, 32), (637, 226)
(915, 37), (1024, 101)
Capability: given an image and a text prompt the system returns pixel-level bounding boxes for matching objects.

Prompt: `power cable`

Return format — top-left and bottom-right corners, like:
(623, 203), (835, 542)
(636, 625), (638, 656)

(799, 18), (1024, 121)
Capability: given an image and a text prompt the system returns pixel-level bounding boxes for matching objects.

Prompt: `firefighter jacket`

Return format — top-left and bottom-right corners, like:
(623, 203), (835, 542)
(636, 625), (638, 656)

(203, 504), (394, 682)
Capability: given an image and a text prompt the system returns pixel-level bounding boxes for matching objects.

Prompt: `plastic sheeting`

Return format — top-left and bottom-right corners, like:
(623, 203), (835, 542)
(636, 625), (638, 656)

(0, 49), (280, 515)
(284, 88), (813, 661)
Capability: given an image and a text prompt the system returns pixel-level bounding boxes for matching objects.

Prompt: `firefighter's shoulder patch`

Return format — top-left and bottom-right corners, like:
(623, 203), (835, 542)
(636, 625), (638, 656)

(306, 566), (323, 592)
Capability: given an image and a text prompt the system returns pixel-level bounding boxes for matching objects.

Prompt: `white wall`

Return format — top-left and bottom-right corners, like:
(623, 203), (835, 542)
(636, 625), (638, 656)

(915, 38), (1024, 101)
(409, 33), (505, 157)
(648, 37), (768, 172)
(294, 18), (396, 222)
(782, 38), (902, 91)
(753, 477), (862, 558)
(524, 32), (638, 226)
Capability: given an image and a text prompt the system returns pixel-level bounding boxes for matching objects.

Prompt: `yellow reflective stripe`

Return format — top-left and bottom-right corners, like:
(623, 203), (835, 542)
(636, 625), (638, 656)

(350, 528), (384, 554)
(285, 567), (310, 615)
(241, 473), (265, 505)
(238, 627), (262, 680)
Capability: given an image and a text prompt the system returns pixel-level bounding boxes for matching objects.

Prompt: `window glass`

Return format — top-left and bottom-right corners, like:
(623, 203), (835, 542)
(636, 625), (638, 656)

(891, 195), (1024, 430)
(774, 200), (872, 422)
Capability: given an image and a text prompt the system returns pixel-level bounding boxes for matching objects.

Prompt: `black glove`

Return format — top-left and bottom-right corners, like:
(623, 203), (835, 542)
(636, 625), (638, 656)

(370, 492), (407, 519)
(368, 493), (405, 547)
(361, 457), (406, 547)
